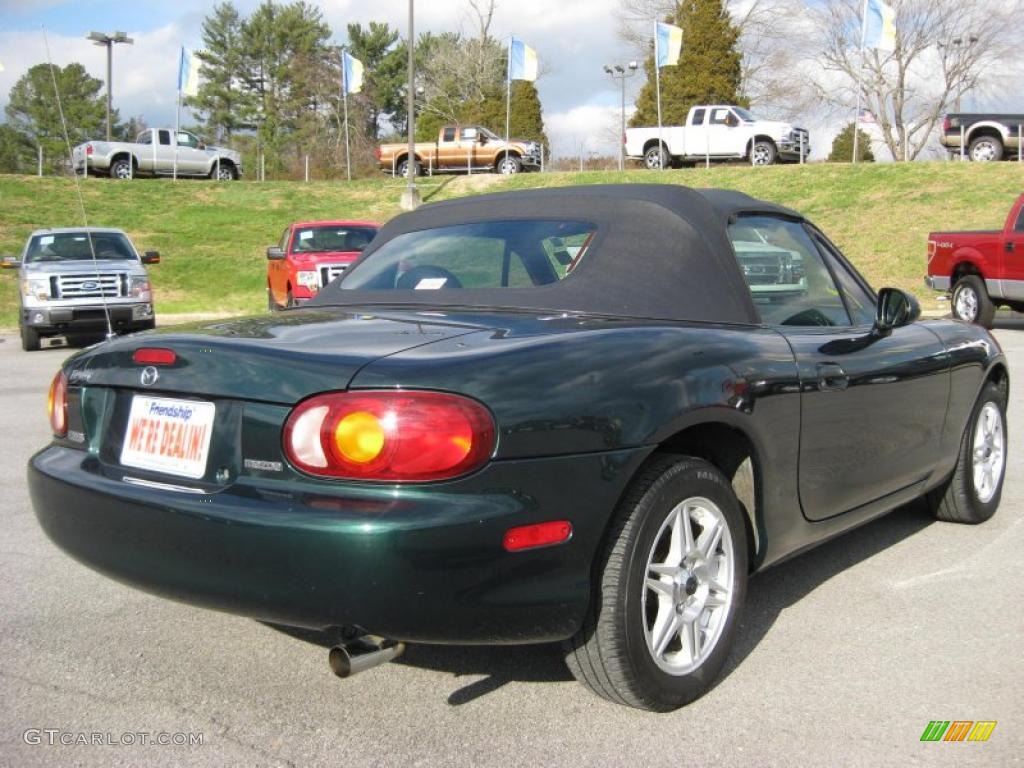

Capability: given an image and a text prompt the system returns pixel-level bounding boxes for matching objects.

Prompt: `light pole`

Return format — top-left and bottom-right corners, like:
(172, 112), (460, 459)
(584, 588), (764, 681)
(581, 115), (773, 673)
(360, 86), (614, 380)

(603, 61), (638, 171)
(87, 31), (134, 141)
(400, 0), (421, 210)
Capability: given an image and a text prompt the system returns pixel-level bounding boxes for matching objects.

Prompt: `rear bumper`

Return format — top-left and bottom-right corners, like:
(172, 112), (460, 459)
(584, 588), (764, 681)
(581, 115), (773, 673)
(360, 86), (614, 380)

(29, 444), (649, 642)
(925, 275), (951, 292)
(22, 303), (154, 333)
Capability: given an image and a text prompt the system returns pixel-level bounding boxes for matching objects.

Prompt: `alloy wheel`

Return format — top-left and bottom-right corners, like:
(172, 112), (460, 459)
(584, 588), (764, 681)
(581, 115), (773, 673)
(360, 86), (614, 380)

(954, 285), (978, 322)
(642, 496), (735, 675)
(972, 402), (1005, 504)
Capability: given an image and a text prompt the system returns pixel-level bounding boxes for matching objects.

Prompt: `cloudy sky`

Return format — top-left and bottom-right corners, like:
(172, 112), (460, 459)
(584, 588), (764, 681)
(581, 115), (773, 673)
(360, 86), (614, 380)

(0, 0), (645, 159)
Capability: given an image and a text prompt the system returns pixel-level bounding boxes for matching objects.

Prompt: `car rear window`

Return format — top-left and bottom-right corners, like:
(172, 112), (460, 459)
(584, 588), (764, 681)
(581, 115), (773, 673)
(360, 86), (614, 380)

(339, 220), (597, 291)
(25, 232), (137, 263)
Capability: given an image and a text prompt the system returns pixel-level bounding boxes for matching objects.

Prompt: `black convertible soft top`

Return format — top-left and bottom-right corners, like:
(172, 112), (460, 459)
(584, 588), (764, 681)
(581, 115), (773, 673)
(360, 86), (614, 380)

(312, 184), (806, 324)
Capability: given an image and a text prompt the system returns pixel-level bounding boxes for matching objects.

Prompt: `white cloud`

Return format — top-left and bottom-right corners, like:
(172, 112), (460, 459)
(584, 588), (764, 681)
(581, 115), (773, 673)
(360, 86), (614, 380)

(0, 24), (191, 131)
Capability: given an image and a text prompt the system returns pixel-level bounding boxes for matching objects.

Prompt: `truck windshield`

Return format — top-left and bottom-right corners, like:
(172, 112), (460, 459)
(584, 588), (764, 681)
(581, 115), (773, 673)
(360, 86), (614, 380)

(25, 232), (137, 263)
(339, 220), (596, 290)
(291, 226), (378, 253)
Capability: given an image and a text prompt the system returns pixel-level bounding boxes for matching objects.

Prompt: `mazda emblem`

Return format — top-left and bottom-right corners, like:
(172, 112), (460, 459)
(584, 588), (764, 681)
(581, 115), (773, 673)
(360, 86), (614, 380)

(140, 366), (159, 387)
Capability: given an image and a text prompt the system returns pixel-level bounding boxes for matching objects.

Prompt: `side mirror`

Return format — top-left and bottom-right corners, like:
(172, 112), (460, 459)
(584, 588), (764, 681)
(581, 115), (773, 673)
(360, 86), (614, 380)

(478, 134), (487, 145)
(0, 255), (20, 269)
(874, 287), (921, 336)
(142, 251), (160, 264)
(198, 141), (207, 150)
(266, 246), (286, 261)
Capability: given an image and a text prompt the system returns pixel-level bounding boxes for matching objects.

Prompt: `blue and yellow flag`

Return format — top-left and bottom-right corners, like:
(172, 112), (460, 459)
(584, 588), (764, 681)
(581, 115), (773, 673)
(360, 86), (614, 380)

(508, 37), (538, 82)
(343, 51), (364, 94)
(864, 0), (897, 52)
(178, 47), (201, 97)
(655, 22), (683, 68)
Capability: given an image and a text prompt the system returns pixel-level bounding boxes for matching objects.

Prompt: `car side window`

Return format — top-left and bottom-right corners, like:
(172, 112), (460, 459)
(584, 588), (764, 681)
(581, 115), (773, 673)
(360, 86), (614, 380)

(710, 108), (732, 125)
(691, 109), (706, 126)
(177, 132), (197, 148)
(158, 130), (171, 146)
(443, 127), (456, 142)
(279, 229), (291, 252)
(813, 234), (876, 327)
(1015, 206), (1024, 232)
(728, 215), (851, 327)
(137, 132), (152, 145)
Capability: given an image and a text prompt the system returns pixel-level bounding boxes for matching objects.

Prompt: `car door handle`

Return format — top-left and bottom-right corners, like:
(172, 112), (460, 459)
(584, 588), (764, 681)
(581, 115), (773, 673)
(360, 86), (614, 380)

(817, 363), (849, 392)
(1007, 241), (1015, 253)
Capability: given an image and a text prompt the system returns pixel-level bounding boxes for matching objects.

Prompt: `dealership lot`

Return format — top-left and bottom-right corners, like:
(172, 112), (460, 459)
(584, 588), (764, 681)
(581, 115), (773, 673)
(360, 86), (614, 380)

(1, 323), (1021, 767)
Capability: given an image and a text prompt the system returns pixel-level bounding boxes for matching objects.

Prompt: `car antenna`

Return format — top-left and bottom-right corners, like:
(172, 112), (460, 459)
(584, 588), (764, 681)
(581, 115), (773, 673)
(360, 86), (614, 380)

(42, 26), (116, 342)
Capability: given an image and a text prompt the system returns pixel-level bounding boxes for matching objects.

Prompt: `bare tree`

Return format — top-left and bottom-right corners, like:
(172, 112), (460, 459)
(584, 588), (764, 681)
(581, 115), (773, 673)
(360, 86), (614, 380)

(805, 0), (1022, 160)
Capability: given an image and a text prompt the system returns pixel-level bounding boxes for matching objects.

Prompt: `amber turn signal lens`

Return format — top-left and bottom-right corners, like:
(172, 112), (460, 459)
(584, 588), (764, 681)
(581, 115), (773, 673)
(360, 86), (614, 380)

(333, 410), (386, 464)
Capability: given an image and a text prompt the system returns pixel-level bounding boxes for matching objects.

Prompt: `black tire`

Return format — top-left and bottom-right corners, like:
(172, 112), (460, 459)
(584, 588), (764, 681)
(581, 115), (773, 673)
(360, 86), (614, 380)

(563, 455), (748, 711)
(968, 135), (1003, 162)
(926, 382), (1007, 524)
(210, 161), (237, 180)
(286, 289), (296, 309)
(495, 154), (522, 174)
(643, 145), (667, 170)
(20, 322), (40, 352)
(750, 140), (777, 166)
(396, 159), (420, 178)
(951, 275), (995, 328)
(109, 158), (133, 179)
(267, 288), (280, 312)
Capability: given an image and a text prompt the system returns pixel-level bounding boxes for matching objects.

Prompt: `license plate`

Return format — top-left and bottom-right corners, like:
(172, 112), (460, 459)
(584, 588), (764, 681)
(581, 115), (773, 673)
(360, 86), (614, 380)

(120, 395), (216, 479)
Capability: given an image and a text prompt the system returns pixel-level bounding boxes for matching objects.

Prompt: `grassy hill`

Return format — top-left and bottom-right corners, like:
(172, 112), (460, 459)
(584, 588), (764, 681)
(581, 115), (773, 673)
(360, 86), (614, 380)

(1, 163), (1021, 329)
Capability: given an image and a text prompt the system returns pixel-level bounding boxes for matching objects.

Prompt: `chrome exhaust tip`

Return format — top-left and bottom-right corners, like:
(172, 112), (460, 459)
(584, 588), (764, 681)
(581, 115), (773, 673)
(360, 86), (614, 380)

(329, 636), (405, 679)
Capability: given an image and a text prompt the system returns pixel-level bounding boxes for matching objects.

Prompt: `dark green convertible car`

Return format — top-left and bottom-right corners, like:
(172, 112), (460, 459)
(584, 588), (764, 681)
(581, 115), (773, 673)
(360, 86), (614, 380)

(30, 185), (1008, 711)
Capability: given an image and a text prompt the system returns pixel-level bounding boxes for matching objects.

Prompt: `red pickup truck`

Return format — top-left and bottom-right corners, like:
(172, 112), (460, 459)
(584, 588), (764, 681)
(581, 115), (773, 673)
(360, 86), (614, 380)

(927, 193), (1024, 327)
(266, 220), (378, 310)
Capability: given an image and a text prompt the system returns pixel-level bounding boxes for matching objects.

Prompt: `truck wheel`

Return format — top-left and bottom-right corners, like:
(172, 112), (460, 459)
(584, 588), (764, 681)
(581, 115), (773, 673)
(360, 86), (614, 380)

(952, 275), (995, 328)
(750, 140), (777, 166)
(211, 162), (237, 180)
(644, 145), (667, 170)
(20, 322), (41, 352)
(109, 158), (133, 179)
(563, 455), (747, 711)
(496, 154), (522, 174)
(396, 159), (420, 178)
(968, 136), (1003, 162)
(926, 381), (1006, 524)
(267, 288), (279, 312)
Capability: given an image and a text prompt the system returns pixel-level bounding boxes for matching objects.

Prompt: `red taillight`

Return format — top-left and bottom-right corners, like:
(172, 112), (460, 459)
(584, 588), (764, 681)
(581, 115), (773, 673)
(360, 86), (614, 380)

(503, 521), (573, 552)
(48, 370), (68, 437)
(943, 117), (951, 132)
(85, 144), (94, 156)
(133, 347), (176, 365)
(283, 391), (495, 482)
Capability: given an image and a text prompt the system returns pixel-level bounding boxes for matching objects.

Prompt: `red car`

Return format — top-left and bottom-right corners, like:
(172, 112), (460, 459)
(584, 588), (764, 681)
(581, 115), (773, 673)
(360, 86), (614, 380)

(926, 193), (1024, 327)
(266, 220), (379, 310)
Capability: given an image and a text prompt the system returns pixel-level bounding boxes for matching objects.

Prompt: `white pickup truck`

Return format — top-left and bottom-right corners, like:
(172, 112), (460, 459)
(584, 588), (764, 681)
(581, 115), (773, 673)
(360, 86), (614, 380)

(72, 128), (243, 180)
(625, 105), (810, 169)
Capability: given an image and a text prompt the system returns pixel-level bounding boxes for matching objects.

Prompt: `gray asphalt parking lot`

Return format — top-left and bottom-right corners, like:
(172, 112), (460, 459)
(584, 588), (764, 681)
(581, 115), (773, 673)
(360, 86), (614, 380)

(1, 322), (1021, 767)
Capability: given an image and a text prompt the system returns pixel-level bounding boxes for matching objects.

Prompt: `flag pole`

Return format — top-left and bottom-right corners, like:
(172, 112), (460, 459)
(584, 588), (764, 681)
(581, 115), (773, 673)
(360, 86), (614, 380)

(852, 0), (869, 164)
(655, 23), (663, 171)
(505, 37), (512, 173)
(174, 90), (180, 181)
(342, 49), (351, 181)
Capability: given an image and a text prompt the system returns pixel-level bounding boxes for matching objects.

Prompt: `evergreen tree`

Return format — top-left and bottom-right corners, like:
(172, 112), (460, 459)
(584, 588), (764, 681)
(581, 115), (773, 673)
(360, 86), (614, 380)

(827, 122), (875, 162)
(630, 0), (745, 127)
(345, 22), (405, 141)
(0, 124), (36, 174)
(5, 63), (109, 174)
(187, 2), (252, 141)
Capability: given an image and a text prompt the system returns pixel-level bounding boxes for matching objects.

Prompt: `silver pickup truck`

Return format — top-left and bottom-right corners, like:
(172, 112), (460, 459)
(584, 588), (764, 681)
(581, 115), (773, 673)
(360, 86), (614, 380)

(72, 128), (242, 180)
(3, 228), (158, 351)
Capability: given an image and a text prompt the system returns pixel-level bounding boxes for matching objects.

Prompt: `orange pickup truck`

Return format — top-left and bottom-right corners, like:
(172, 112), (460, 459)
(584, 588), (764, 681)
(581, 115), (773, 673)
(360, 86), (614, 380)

(376, 125), (542, 176)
